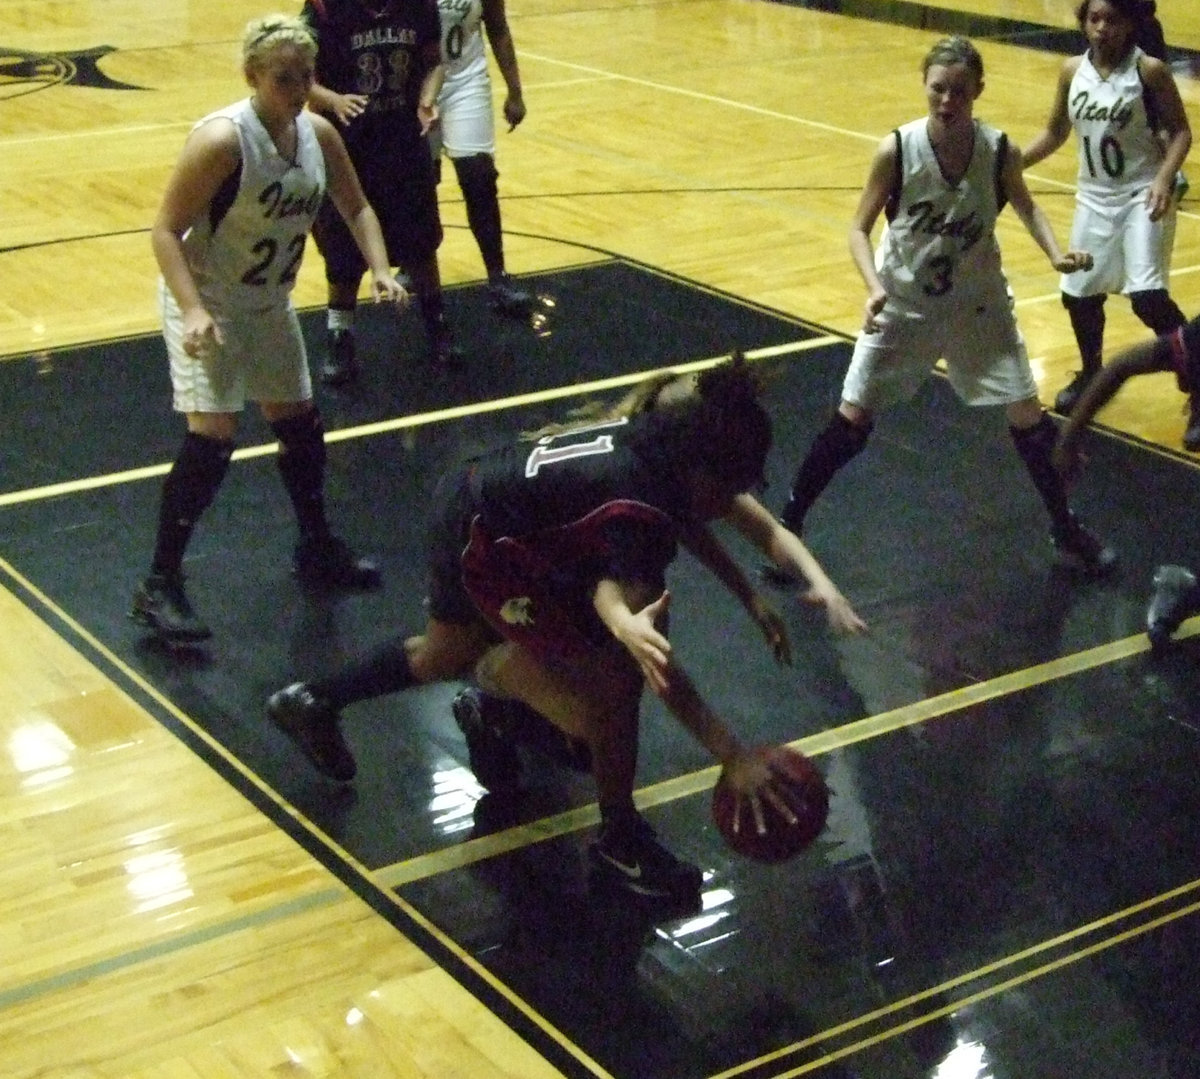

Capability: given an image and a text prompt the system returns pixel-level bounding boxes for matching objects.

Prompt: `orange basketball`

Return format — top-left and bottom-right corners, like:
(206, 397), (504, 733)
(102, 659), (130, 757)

(712, 745), (829, 863)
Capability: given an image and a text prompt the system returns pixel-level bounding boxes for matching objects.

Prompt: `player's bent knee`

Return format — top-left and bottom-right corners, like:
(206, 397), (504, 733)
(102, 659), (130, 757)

(451, 153), (499, 200)
(1129, 289), (1185, 335)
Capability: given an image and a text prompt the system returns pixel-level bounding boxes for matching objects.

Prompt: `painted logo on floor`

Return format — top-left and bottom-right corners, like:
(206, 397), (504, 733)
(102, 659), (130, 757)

(1, 45), (145, 99)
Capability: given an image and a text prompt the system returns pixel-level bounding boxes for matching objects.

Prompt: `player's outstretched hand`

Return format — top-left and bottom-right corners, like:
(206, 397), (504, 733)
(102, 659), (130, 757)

(722, 749), (800, 837)
(748, 593), (791, 665)
(802, 583), (867, 635)
(1051, 439), (1086, 488)
(330, 92), (368, 127)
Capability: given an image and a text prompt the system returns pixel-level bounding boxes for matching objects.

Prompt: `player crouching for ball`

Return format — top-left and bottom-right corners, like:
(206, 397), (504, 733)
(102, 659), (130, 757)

(267, 354), (866, 905)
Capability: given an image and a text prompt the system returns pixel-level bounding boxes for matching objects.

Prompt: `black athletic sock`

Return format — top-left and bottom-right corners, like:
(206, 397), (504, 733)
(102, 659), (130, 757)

(310, 638), (417, 708)
(150, 431), (234, 576)
(1010, 412), (1072, 534)
(1062, 293), (1106, 375)
(417, 289), (448, 341)
(452, 154), (505, 278)
(779, 411), (872, 533)
(271, 410), (328, 540)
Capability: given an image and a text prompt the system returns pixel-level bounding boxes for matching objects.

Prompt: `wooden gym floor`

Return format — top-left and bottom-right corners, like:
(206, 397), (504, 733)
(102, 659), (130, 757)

(3, 2), (1200, 1077)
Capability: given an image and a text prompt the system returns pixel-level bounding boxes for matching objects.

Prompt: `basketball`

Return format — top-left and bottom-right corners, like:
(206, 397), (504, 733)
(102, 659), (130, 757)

(712, 745), (829, 863)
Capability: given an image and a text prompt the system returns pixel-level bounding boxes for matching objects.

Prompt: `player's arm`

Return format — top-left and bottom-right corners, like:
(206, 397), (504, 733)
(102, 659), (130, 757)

(1054, 334), (1176, 480)
(1021, 60), (1076, 168)
(311, 115), (407, 305)
(1002, 140), (1093, 274)
(416, 40), (445, 135)
(849, 135), (896, 332)
(724, 494), (867, 636)
(1140, 56), (1192, 221)
(592, 577), (795, 820)
(150, 118), (240, 349)
(482, 0), (525, 130)
(680, 518), (792, 664)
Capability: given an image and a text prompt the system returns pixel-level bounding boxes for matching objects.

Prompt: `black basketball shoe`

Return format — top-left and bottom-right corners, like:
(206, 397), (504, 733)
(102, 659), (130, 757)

(130, 573), (212, 643)
(1054, 369), (1098, 415)
(1051, 515), (1118, 578)
(321, 328), (359, 387)
(267, 682), (357, 782)
(1147, 564), (1200, 651)
(293, 534), (381, 590)
(487, 273), (534, 318)
(589, 813), (703, 903)
(451, 688), (522, 794)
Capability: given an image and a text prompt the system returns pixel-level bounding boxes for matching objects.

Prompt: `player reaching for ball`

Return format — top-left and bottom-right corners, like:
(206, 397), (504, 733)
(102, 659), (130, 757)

(266, 355), (866, 906)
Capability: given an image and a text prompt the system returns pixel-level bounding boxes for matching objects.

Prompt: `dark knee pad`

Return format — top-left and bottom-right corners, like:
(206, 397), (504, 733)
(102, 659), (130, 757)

(164, 431), (234, 519)
(451, 153), (499, 203)
(271, 410), (326, 474)
(1129, 289), (1186, 336)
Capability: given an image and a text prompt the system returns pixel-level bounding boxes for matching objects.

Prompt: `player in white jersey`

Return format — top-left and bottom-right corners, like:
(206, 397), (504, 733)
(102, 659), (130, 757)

(131, 14), (408, 646)
(765, 36), (1116, 582)
(1023, 0), (1192, 444)
(432, 0), (532, 317)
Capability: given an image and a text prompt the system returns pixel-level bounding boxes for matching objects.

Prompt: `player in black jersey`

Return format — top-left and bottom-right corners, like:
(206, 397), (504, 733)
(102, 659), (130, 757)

(301, 0), (463, 381)
(1054, 315), (1200, 648)
(267, 355), (866, 904)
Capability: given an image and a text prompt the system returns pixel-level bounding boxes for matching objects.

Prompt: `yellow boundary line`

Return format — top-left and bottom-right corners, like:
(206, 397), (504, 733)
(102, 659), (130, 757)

(0, 336), (840, 509)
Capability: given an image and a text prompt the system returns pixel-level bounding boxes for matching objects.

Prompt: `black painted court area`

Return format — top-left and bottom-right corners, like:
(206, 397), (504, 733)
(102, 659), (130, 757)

(3, 260), (1200, 1078)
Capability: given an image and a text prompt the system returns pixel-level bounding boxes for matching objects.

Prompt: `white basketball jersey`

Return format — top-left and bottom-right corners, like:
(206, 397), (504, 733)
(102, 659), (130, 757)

(438, 0), (486, 83)
(1069, 47), (1162, 208)
(181, 99), (325, 311)
(876, 118), (1007, 306)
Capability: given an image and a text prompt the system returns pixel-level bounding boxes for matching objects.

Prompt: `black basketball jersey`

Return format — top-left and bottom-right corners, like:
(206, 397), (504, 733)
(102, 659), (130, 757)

(466, 414), (694, 586)
(301, 0), (440, 164)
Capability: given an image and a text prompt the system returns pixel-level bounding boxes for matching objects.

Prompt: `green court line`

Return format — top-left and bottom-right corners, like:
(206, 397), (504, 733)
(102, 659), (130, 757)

(0, 887), (343, 1011)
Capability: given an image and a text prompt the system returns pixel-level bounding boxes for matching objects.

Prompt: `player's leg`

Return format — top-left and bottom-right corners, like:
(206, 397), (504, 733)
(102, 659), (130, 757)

(252, 306), (379, 588)
(393, 158), (464, 365)
(476, 638), (703, 903)
(132, 284), (240, 642)
(311, 198), (367, 386)
(1125, 203), (1194, 448)
(1007, 396), (1117, 575)
(268, 469), (489, 779)
(451, 153), (532, 317)
(946, 300), (1116, 575)
(1055, 200), (1117, 413)
(441, 68), (531, 317)
(269, 619), (494, 781)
